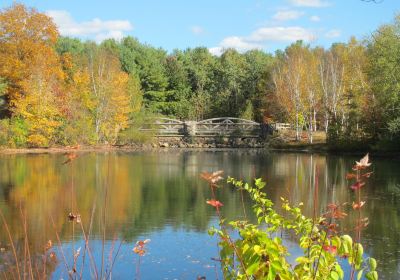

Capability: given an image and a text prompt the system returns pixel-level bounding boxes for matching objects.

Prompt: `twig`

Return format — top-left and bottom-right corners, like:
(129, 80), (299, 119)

(313, 225), (329, 279)
(100, 154), (111, 279)
(0, 208), (21, 280)
(50, 215), (72, 280)
(79, 199), (98, 280)
(209, 182), (250, 280)
(78, 216), (98, 280)
(105, 240), (123, 280)
(19, 204), (33, 280)
(240, 189), (247, 220)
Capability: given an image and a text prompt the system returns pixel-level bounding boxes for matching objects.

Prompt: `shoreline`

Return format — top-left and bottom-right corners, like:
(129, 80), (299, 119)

(0, 145), (148, 155)
(0, 145), (267, 155)
(0, 143), (399, 158)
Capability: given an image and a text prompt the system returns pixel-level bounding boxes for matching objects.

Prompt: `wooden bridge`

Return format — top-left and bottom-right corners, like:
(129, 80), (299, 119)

(139, 117), (288, 138)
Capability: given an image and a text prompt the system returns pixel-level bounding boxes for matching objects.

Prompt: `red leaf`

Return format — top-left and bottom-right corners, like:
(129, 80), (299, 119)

(327, 203), (338, 211)
(323, 245), (337, 254)
(350, 181), (365, 190)
(362, 172), (373, 178)
(346, 173), (357, 180)
(352, 201), (365, 210)
(332, 210), (347, 219)
(206, 199), (224, 208)
(133, 239), (150, 256)
(200, 170), (224, 185)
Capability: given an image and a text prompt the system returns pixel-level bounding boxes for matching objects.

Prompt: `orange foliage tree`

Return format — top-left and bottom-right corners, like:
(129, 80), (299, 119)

(0, 4), (64, 147)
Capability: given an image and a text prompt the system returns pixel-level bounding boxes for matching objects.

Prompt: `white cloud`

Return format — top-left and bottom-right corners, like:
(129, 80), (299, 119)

(225, 36), (263, 51)
(209, 26), (315, 55)
(310, 15), (321, 22)
(209, 47), (224, 56)
(249, 26), (315, 42)
(325, 29), (341, 38)
(191, 25), (204, 35)
(46, 10), (133, 42)
(273, 10), (304, 21)
(209, 37), (263, 56)
(290, 0), (330, 7)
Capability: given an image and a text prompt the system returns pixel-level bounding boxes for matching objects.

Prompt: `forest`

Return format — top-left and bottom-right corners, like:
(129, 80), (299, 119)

(0, 3), (399, 150)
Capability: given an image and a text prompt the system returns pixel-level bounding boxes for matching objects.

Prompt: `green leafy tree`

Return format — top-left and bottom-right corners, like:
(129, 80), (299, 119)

(367, 15), (400, 141)
(184, 47), (217, 119)
(243, 50), (274, 121)
(213, 49), (248, 117)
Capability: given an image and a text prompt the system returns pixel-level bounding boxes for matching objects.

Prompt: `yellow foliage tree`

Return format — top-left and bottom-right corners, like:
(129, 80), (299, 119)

(0, 3), (59, 110)
(86, 46), (134, 144)
(101, 71), (132, 143)
(0, 4), (64, 147)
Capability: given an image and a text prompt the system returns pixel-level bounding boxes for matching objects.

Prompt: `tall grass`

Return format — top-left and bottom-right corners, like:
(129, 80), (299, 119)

(0, 151), (123, 280)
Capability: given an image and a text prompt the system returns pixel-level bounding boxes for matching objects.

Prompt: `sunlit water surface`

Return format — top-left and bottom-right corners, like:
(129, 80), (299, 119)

(0, 150), (399, 279)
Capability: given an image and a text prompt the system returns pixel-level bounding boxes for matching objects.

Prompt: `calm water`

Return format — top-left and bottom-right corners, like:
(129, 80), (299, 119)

(0, 150), (399, 279)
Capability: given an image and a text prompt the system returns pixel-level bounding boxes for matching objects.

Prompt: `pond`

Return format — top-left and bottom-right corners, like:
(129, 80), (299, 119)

(0, 150), (399, 279)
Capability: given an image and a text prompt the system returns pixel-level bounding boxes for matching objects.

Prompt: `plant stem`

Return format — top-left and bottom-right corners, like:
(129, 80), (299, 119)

(19, 204), (33, 280)
(100, 154), (111, 279)
(240, 189), (247, 220)
(0, 208), (21, 280)
(210, 182), (250, 280)
(105, 240), (123, 280)
(50, 215), (72, 280)
(350, 169), (362, 280)
(313, 229), (328, 280)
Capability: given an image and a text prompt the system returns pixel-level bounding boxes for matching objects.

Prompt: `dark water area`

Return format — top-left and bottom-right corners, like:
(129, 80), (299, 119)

(0, 150), (399, 279)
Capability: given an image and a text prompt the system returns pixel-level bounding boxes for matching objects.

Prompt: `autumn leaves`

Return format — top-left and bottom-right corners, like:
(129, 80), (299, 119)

(0, 4), (141, 147)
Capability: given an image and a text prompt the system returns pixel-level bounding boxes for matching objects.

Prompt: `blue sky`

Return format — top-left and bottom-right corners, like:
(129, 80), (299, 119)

(2, 0), (400, 55)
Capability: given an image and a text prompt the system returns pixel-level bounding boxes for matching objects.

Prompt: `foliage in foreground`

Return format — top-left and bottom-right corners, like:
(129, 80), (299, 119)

(204, 155), (378, 280)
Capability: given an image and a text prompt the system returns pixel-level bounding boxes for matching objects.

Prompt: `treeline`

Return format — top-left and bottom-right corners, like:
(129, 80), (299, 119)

(0, 4), (272, 147)
(0, 3), (399, 150)
(270, 18), (400, 150)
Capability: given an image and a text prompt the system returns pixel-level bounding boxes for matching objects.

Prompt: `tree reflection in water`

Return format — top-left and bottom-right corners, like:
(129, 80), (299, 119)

(0, 151), (399, 279)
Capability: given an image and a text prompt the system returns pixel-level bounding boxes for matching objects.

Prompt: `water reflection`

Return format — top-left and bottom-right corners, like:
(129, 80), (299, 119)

(0, 151), (399, 279)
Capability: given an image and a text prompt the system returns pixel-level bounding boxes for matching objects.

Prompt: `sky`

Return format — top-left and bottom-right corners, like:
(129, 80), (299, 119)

(1, 0), (400, 55)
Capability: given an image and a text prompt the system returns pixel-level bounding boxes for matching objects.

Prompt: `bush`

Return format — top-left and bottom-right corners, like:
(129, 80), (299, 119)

(118, 127), (152, 144)
(9, 117), (28, 147)
(327, 119), (372, 152)
(60, 119), (97, 146)
(0, 119), (9, 146)
(117, 112), (156, 145)
(27, 134), (49, 148)
(203, 155), (378, 280)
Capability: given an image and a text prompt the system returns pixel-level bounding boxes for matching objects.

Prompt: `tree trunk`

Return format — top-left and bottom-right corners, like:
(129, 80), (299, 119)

(313, 109), (317, 132)
(325, 112), (329, 134)
(296, 113), (300, 141)
(309, 111), (313, 144)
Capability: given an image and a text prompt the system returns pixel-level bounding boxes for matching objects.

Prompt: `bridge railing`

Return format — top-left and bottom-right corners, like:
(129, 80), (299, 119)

(195, 118), (260, 136)
(140, 117), (262, 137)
(139, 118), (185, 136)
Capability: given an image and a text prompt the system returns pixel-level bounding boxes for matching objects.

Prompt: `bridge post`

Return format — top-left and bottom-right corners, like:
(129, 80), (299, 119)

(184, 121), (197, 136)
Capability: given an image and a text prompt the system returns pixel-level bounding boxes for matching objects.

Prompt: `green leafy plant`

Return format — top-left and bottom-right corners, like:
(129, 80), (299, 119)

(204, 154), (378, 280)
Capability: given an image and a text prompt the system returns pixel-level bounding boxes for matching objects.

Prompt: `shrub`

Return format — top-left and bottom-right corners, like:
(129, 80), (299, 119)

(9, 117), (28, 147)
(0, 118), (9, 146)
(204, 155), (378, 280)
(27, 134), (49, 148)
(118, 127), (152, 144)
